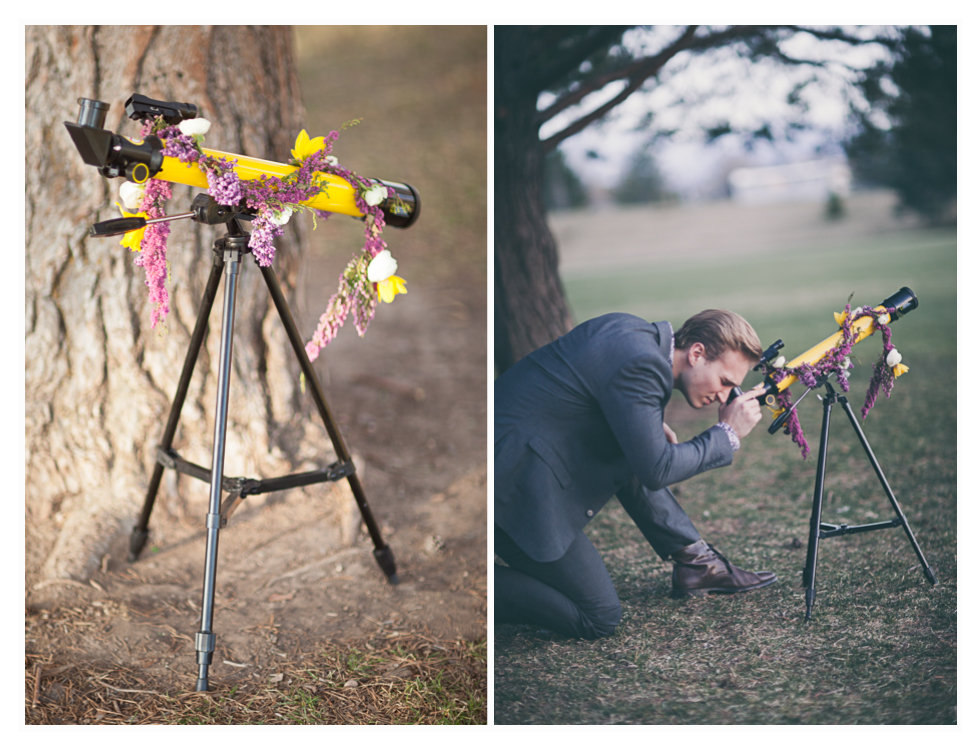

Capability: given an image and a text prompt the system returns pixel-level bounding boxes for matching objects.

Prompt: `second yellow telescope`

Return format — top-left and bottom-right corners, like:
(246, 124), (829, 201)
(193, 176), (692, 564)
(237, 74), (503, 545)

(772, 289), (915, 393)
(730, 287), (919, 411)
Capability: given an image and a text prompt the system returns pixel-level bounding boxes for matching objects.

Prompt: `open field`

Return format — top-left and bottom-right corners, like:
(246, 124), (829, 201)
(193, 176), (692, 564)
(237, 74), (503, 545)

(495, 194), (956, 724)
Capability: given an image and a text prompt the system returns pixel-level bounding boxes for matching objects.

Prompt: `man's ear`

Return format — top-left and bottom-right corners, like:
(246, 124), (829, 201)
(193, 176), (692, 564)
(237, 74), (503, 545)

(687, 342), (707, 366)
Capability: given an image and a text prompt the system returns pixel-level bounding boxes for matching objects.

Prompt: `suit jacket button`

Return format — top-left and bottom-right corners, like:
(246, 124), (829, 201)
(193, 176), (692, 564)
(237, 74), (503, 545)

(586, 510), (594, 517)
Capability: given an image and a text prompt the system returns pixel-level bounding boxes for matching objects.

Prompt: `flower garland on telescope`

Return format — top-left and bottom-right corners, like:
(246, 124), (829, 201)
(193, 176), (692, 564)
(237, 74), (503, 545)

(115, 116), (406, 362)
(761, 301), (910, 459)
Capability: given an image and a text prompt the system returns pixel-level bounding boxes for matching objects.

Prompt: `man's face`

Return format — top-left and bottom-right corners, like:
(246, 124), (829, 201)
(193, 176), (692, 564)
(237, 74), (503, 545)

(677, 345), (753, 409)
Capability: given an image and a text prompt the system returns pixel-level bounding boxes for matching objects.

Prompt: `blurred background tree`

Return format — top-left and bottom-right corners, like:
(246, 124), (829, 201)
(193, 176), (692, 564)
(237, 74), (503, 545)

(613, 146), (675, 205)
(494, 25), (945, 373)
(845, 25), (956, 223)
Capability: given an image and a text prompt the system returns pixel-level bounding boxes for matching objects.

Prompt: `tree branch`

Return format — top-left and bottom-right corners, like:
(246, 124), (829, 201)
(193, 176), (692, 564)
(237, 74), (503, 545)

(525, 26), (632, 96)
(537, 24), (891, 150)
(537, 26), (699, 126)
(539, 25), (780, 149)
(782, 24), (899, 49)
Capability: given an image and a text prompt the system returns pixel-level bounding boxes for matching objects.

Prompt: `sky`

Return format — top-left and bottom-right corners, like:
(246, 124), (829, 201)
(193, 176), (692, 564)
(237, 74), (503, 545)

(536, 26), (897, 201)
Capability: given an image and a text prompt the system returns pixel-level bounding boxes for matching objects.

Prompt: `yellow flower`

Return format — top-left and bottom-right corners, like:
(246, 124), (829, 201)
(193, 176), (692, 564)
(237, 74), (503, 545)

(376, 275), (407, 303)
(291, 129), (326, 162)
(892, 363), (909, 378)
(834, 311), (847, 326)
(115, 202), (147, 253)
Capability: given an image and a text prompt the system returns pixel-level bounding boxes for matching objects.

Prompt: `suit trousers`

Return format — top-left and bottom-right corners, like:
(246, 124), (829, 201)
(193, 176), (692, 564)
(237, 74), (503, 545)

(495, 525), (623, 640)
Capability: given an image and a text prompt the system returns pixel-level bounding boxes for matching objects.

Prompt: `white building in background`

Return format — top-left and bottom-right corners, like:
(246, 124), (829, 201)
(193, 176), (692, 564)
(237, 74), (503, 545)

(728, 158), (851, 205)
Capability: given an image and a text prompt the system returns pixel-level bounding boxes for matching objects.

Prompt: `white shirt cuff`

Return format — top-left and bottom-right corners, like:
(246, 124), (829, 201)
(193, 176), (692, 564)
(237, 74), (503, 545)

(716, 422), (740, 452)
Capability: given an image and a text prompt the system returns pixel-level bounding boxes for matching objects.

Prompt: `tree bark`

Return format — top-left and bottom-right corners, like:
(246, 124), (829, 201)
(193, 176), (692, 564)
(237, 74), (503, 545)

(494, 28), (574, 373)
(26, 26), (311, 580)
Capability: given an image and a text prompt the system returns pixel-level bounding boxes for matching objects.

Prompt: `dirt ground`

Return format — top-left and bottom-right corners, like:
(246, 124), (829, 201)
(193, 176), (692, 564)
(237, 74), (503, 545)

(25, 26), (487, 697)
(24, 276), (487, 690)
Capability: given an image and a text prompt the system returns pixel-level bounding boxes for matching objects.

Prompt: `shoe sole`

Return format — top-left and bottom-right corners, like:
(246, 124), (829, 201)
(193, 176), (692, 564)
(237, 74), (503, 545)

(671, 575), (778, 599)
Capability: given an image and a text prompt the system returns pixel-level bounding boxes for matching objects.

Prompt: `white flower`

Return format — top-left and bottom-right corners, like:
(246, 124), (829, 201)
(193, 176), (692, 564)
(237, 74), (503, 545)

(119, 181), (145, 210)
(367, 250), (398, 282)
(851, 306), (863, 319)
(842, 357), (851, 370)
(886, 349), (902, 367)
(878, 313), (891, 325)
(771, 356), (786, 369)
(363, 184), (388, 207)
(178, 118), (212, 137)
(268, 206), (293, 226)
(325, 155), (338, 166)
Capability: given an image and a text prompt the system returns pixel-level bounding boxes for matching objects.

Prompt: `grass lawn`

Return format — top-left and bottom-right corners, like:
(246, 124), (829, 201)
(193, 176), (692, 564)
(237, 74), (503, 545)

(28, 634), (486, 725)
(494, 222), (957, 725)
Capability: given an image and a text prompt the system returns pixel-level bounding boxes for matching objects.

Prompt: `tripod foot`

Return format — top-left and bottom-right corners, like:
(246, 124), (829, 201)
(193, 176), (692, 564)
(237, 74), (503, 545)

(128, 526), (150, 562)
(923, 565), (938, 586)
(374, 545), (399, 584)
(804, 588), (816, 621)
(195, 631), (216, 692)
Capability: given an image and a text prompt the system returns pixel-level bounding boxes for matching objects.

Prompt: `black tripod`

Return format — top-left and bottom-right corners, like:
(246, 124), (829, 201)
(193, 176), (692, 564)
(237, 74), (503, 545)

(801, 380), (937, 620)
(126, 198), (398, 691)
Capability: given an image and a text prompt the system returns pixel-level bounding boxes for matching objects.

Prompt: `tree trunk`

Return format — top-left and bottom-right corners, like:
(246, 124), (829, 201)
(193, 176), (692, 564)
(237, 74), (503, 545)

(494, 28), (573, 374)
(26, 26), (312, 580)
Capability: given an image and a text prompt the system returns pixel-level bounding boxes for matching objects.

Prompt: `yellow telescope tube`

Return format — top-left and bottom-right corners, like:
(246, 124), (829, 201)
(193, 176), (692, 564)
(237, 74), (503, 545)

(772, 306), (887, 393)
(155, 146), (364, 218)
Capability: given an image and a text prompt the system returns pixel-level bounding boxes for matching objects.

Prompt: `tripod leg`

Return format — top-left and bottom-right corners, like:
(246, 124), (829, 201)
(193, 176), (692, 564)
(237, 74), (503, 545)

(195, 246), (243, 692)
(803, 395), (833, 620)
(838, 398), (938, 586)
(258, 263), (399, 584)
(129, 257), (225, 562)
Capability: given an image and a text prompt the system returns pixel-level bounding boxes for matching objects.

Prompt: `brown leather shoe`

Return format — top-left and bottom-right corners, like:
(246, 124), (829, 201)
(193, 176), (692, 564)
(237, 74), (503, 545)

(671, 539), (777, 598)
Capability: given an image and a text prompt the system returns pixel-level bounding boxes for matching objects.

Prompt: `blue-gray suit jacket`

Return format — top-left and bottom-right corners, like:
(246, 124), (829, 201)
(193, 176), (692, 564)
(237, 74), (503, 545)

(494, 313), (734, 562)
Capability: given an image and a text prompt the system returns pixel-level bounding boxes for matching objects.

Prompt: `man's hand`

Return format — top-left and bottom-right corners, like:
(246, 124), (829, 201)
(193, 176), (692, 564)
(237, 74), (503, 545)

(717, 383), (764, 439)
(662, 422), (678, 444)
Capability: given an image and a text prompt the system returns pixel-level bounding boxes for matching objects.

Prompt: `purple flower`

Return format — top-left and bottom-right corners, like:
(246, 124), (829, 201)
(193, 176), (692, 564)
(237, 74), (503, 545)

(160, 128), (202, 164)
(134, 178), (173, 327)
(247, 213), (284, 267)
(206, 164), (243, 206)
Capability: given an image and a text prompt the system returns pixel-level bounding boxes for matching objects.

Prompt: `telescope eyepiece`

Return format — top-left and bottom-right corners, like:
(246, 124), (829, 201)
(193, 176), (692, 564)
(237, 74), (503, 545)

(76, 98), (110, 130)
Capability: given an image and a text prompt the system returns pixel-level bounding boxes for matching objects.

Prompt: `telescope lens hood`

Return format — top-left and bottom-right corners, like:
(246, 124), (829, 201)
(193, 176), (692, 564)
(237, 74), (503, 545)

(376, 181), (421, 229)
(880, 287), (918, 320)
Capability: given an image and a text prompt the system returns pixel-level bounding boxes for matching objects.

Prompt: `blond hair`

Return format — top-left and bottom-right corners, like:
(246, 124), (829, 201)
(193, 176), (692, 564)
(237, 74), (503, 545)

(674, 309), (762, 362)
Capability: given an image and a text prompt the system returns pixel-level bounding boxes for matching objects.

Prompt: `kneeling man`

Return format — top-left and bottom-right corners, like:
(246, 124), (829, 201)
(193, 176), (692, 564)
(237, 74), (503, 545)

(495, 309), (776, 640)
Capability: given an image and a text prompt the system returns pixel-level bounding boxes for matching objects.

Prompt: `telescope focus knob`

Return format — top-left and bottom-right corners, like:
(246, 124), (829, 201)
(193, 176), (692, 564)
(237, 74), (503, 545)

(126, 162), (152, 184)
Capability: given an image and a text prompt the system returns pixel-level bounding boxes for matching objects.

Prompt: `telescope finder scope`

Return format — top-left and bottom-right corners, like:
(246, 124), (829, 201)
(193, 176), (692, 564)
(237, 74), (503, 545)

(124, 93), (198, 125)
